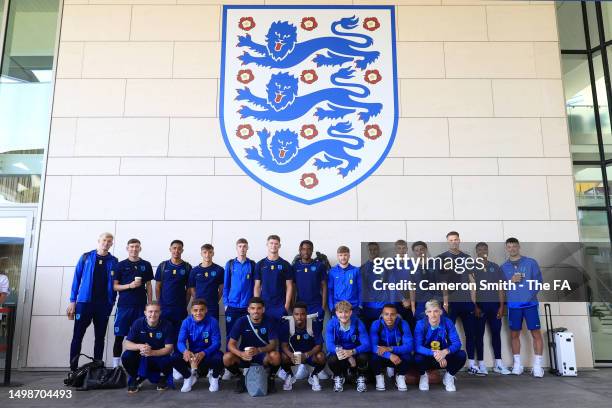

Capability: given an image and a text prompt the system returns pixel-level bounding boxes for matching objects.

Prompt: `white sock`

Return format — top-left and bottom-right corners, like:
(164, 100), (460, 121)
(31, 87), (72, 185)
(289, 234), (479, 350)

(513, 354), (521, 366)
(112, 357), (121, 368)
(468, 359), (476, 368)
(533, 355), (543, 367)
(495, 359), (504, 367)
(478, 361), (486, 369)
(191, 368), (197, 376)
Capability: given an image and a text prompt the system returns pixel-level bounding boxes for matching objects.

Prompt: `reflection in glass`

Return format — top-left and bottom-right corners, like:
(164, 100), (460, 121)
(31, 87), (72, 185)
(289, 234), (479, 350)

(578, 210), (610, 242)
(574, 165), (605, 207)
(0, 0), (60, 204)
(556, 1), (586, 50)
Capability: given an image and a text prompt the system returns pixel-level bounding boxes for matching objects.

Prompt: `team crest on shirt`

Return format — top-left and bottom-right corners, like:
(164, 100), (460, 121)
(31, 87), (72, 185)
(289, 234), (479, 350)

(304, 333), (309, 339)
(156, 332), (162, 339)
(351, 334), (356, 341)
(260, 327), (267, 335)
(180, 269), (185, 276)
(227, 316), (232, 322)
(220, 5), (398, 205)
(140, 265), (146, 271)
(211, 271), (217, 277)
(203, 331), (210, 339)
(311, 266), (316, 272)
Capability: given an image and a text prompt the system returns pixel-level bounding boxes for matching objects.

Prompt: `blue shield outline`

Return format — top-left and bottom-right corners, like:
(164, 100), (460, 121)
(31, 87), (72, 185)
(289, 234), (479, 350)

(219, 5), (398, 205)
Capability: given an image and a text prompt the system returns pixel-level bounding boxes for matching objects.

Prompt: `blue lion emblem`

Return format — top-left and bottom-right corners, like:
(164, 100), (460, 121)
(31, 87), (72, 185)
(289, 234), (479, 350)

(238, 17), (379, 70)
(304, 333), (309, 339)
(237, 67), (381, 123)
(203, 331), (209, 339)
(260, 327), (267, 335)
(245, 122), (363, 177)
(226, 316), (232, 322)
(156, 332), (162, 339)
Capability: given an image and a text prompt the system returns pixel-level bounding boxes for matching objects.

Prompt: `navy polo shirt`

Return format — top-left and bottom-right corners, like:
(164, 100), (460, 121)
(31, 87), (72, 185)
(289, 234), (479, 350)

(188, 263), (224, 310)
(293, 260), (326, 310)
(254, 257), (294, 308)
(155, 260), (190, 308)
(126, 316), (174, 350)
(279, 320), (323, 353)
(229, 315), (278, 350)
(114, 259), (154, 307)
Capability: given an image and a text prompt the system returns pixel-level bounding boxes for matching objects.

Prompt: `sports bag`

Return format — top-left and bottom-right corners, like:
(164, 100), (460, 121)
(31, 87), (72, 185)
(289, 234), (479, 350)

(63, 354), (104, 388)
(78, 365), (127, 390)
(245, 364), (268, 397)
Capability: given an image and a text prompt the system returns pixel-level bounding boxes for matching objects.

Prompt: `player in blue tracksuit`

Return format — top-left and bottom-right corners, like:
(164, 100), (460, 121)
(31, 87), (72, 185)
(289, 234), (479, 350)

(67, 232), (118, 370)
(369, 304), (413, 392)
(410, 241), (448, 322)
(154, 240), (192, 340)
(254, 235), (294, 321)
(188, 244), (224, 320)
(175, 299), (224, 392)
(112, 238), (154, 367)
(122, 302), (183, 393)
(223, 238), (256, 342)
(361, 242), (387, 330)
(279, 302), (326, 391)
(414, 299), (467, 392)
(328, 246), (362, 317)
(437, 231), (478, 374)
(223, 297), (281, 394)
(473, 242), (510, 375)
(293, 240), (328, 333)
(500, 237), (545, 377)
(325, 300), (370, 393)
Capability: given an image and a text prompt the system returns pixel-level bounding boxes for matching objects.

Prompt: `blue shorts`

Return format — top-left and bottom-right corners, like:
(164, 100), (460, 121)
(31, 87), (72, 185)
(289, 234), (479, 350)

(114, 306), (145, 337)
(508, 305), (540, 331)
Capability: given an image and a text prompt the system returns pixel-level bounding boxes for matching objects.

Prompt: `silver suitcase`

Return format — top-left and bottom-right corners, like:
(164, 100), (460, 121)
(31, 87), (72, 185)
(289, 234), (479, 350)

(554, 331), (577, 376)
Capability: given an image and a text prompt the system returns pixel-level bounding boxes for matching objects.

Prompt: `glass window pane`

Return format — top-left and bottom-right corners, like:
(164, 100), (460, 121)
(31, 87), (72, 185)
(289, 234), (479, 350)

(563, 54), (601, 161)
(556, 1), (586, 50)
(574, 165), (605, 206)
(586, 0), (600, 48)
(578, 210), (610, 242)
(593, 51), (612, 160)
(0, 0), (60, 204)
(602, 0), (612, 42)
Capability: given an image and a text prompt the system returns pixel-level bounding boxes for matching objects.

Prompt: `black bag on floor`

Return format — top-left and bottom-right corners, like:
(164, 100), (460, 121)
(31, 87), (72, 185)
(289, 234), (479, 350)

(64, 354), (104, 388)
(78, 365), (127, 390)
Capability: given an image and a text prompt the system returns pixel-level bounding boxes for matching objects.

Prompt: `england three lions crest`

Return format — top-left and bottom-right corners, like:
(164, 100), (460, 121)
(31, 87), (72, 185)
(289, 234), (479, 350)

(220, 5), (398, 205)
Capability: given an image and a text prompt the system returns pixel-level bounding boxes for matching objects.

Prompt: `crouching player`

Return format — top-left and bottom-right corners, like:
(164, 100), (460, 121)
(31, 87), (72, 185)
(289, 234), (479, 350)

(121, 302), (182, 393)
(176, 299), (223, 393)
(370, 304), (413, 392)
(414, 299), (466, 392)
(325, 300), (370, 393)
(224, 297), (281, 393)
(279, 302), (326, 391)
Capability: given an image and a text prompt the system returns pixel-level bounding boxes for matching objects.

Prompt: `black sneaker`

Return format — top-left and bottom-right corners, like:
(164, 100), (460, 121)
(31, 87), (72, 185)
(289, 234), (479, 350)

(127, 377), (145, 394)
(234, 375), (246, 394)
(268, 376), (277, 394)
(156, 375), (168, 391)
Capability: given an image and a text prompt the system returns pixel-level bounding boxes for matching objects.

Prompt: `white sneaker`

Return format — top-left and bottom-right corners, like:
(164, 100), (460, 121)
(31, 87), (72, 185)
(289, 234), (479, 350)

(180, 375), (196, 393)
(112, 357), (121, 368)
(277, 368), (288, 381)
(494, 364), (511, 375)
(295, 364), (309, 380)
(208, 375), (219, 392)
(419, 373), (429, 391)
(375, 374), (385, 391)
(532, 366), (544, 378)
(386, 367), (395, 378)
(173, 368), (183, 381)
(356, 375), (367, 392)
(395, 375), (407, 392)
(308, 374), (322, 391)
(222, 369), (232, 381)
(477, 365), (488, 376)
(283, 375), (296, 391)
(443, 373), (456, 392)
(511, 365), (524, 375)
(467, 366), (480, 375)
(333, 376), (345, 392)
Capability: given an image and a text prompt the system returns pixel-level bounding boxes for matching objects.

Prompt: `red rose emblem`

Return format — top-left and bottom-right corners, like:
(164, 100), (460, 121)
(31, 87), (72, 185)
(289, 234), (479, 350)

(363, 17), (380, 31)
(300, 69), (318, 84)
(364, 124), (382, 140)
(301, 17), (318, 31)
(239, 17), (255, 31)
(236, 124), (254, 139)
(300, 124), (318, 140)
(236, 69), (254, 84)
(364, 69), (382, 84)
(300, 173), (319, 189)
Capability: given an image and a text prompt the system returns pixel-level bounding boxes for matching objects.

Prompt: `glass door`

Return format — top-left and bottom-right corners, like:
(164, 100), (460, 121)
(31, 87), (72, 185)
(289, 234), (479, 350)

(0, 210), (34, 369)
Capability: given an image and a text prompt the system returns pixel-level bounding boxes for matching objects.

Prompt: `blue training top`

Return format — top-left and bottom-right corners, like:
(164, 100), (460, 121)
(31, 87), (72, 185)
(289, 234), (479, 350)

(328, 263), (361, 311)
(500, 256), (542, 309)
(177, 315), (221, 355)
(325, 315), (370, 355)
(70, 250), (118, 305)
(414, 316), (462, 357)
(369, 316), (413, 358)
(223, 258), (255, 309)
